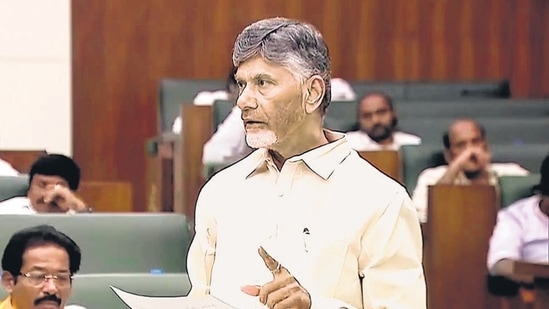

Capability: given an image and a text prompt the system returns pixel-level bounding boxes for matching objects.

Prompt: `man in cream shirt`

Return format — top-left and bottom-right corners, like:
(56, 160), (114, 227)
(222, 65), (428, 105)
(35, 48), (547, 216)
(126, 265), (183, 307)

(187, 17), (426, 309)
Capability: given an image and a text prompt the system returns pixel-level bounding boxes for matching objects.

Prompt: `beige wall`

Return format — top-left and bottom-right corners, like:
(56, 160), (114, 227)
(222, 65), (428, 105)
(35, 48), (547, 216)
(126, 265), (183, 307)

(0, 0), (71, 155)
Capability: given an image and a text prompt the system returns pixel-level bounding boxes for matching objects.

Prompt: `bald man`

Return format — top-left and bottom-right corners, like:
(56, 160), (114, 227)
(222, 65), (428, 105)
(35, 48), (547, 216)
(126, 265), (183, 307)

(412, 119), (529, 223)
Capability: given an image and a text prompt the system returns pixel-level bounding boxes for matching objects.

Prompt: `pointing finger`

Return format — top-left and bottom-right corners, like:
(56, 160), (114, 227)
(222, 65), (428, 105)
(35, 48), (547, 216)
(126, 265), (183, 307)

(258, 246), (281, 276)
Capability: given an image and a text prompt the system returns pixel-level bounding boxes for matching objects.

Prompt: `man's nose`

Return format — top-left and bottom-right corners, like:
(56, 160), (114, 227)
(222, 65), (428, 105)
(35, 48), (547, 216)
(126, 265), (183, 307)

(42, 278), (59, 294)
(236, 86), (257, 111)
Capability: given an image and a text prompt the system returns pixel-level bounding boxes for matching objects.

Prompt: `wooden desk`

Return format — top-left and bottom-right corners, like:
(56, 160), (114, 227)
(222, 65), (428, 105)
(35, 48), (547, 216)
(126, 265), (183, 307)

(358, 150), (401, 183)
(0, 150), (47, 173)
(511, 261), (549, 309)
(424, 185), (500, 309)
(78, 181), (133, 212)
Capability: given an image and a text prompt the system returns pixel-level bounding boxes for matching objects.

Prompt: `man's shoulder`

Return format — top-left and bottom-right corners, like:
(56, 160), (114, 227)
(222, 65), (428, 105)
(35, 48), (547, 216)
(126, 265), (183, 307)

(490, 163), (530, 176)
(502, 195), (538, 215)
(0, 197), (35, 214)
(203, 150), (263, 184)
(393, 131), (422, 145)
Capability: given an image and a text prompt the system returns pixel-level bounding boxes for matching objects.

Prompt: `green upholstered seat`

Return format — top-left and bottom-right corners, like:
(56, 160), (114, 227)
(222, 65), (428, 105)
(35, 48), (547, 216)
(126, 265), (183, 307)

(158, 79), (225, 132)
(212, 99), (235, 131)
(399, 145), (446, 194)
(0, 175), (29, 202)
(498, 174), (541, 208)
(0, 214), (192, 274)
(323, 100), (358, 133)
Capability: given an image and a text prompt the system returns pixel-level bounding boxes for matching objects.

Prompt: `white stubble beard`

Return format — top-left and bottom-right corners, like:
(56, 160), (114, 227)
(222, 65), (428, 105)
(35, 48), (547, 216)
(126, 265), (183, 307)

(245, 130), (278, 149)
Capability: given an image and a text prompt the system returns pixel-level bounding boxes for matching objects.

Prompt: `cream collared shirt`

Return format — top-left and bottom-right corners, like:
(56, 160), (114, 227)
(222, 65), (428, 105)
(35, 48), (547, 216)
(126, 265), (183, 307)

(345, 131), (421, 151)
(412, 163), (530, 223)
(187, 131), (426, 309)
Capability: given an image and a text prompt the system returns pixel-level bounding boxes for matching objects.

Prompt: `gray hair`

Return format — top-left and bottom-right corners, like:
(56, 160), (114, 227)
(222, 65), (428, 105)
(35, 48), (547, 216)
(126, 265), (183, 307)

(232, 17), (332, 113)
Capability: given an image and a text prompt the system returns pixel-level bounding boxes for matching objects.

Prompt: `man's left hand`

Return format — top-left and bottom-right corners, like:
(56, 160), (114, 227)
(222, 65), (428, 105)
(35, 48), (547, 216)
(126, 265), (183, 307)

(241, 246), (311, 309)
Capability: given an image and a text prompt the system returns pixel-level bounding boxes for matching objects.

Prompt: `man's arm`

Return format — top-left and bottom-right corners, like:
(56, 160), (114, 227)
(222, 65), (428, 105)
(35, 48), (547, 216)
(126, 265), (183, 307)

(487, 209), (532, 283)
(186, 187), (218, 296)
(360, 190), (427, 309)
(411, 168), (441, 223)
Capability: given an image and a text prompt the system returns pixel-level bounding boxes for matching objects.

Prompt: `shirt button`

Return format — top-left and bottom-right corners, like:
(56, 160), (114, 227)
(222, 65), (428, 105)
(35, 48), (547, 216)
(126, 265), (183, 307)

(278, 192), (284, 197)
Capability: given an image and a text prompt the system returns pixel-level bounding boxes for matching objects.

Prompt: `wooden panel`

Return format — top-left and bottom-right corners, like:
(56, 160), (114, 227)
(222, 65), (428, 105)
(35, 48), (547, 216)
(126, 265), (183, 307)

(358, 150), (401, 183)
(176, 105), (212, 221)
(0, 150), (47, 173)
(77, 181), (133, 212)
(145, 146), (174, 213)
(425, 185), (500, 309)
(72, 0), (549, 212)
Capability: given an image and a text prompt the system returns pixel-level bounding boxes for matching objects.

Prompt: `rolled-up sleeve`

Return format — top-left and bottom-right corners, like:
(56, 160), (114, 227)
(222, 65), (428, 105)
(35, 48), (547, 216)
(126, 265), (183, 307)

(487, 210), (523, 273)
(360, 190), (427, 309)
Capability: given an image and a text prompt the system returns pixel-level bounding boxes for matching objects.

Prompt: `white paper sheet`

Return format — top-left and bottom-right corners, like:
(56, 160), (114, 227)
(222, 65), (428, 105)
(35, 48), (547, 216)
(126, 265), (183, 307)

(110, 286), (236, 309)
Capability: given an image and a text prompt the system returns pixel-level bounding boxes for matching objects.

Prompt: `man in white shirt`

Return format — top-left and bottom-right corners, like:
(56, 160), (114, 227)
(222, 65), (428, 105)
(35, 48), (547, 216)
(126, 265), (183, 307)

(187, 17), (426, 309)
(412, 119), (529, 223)
(0, 154), (89, 214)
(1, 225), (86, 309)
(487, 154), (549, 283)
(346, 92), (421, 151)
(0, 159), (18, 176)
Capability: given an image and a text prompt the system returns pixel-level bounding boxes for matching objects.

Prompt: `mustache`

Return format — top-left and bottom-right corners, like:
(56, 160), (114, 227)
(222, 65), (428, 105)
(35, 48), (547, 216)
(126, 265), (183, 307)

(34, 294), (62, 306)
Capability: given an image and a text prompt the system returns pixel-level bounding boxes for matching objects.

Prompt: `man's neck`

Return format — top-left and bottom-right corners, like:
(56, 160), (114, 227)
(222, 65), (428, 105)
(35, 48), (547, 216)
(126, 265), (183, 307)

(268, 128), (330, 170)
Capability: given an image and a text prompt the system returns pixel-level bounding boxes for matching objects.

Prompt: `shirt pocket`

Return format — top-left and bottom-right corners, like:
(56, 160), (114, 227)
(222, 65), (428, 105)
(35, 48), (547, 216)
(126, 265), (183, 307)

(304, 236), (350, 297)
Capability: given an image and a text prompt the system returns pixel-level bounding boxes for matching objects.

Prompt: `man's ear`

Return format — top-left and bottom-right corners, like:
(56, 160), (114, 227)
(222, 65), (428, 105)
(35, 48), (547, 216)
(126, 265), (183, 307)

(304, 76), (325, 114)
(1, 271), (15, 293)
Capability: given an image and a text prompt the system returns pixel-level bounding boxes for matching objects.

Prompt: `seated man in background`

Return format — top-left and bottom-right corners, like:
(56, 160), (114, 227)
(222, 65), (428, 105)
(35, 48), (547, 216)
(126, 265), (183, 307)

(0, 154), (89, 214)
(0, 158), (18, 176)
(1, 225), (85, 309)
(345, 92), (421, 151)
(486, 154), (549, 299)
(412, 118), (529, 223)
(171, 65), (254, 164)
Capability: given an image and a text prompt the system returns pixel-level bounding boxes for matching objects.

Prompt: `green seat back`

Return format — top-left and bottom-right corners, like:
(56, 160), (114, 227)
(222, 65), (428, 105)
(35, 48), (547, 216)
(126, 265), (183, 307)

(0, 175), (29, 202)
(212, 99), (235, 132)
(324, 100), (358, 132)
(498, 174), (541, 208)
(0, 214), (192, 273)
(398, 117), (549, 145)
(158, 79), (225, 132)
(399, 145), (446, 194)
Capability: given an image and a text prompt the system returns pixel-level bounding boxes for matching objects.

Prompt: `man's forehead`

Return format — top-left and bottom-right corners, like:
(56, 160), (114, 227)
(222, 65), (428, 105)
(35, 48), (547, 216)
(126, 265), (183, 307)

(360, 95), (389, 110)
(32, 174), (66, 182)
(235, 58), (288, 79)
(22, 244), (70, 268)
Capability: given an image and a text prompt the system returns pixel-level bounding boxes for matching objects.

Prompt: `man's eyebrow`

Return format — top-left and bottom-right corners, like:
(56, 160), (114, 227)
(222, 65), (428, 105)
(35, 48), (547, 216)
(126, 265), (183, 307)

(252, 73), (273, 80)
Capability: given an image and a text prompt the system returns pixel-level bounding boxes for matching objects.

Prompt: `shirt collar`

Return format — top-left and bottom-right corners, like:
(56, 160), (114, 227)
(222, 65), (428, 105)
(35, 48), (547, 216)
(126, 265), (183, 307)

(245, 130), (352, 180)
(0, 296), (14, 309)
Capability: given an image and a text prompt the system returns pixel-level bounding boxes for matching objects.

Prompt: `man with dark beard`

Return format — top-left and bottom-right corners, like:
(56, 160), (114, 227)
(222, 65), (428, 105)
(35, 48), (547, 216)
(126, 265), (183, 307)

(346, 92), (421, 151)
(0, 225), (85, 309)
